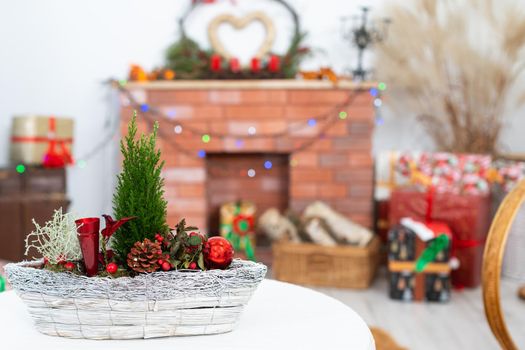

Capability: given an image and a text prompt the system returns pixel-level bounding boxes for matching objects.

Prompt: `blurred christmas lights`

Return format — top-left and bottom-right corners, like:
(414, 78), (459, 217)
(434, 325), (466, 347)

(339, 111), (348, 120)
(174, 125), (183, 134)
(197, 150), (206, 158)
(247, 169), (256, 177)
(307, 118), (317, 127)
(248, 126), (257, 135)
(16, 164), (25, 174)
(202, 134), (211, 143)
(264, 160), (273, 169)
(378, 82), (387, 91)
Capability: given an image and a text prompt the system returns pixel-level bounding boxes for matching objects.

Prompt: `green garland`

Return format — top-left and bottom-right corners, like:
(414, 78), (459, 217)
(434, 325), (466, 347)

(166, 0), (309, 79)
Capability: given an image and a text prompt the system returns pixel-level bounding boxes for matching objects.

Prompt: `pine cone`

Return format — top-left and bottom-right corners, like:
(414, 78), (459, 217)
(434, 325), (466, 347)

(127, 238), (163, 273)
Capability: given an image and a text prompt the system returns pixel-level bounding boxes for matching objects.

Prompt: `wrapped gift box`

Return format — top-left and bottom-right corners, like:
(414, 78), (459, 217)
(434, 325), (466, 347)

(374, 152), (491, 243)
(220, 201), (256, 260)
(388, 219), (452, 302)
(491, 159), (525, 279)
(10, 115), (74, 166)
(389, 188), (491, 288)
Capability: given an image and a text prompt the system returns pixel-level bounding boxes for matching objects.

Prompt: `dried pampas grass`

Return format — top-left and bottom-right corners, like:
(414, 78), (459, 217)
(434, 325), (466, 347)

(375, 0), (525, 155)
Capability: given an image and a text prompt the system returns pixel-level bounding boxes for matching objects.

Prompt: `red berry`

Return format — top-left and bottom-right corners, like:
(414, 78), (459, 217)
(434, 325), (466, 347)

(158, 259), (164, 265)
(189, 262), (197, 270)
(165, 254), (170, 260)
(64, 262), (75, 271)
(106, 262), (118, 274)
(161, 262), (171, 271)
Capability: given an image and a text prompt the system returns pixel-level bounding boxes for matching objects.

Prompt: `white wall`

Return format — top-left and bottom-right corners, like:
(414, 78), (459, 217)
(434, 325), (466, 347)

(0, 0), (523, 216)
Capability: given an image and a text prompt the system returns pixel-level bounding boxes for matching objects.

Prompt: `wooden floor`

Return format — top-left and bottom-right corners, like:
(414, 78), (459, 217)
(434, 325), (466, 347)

(311, 269), (525, 350)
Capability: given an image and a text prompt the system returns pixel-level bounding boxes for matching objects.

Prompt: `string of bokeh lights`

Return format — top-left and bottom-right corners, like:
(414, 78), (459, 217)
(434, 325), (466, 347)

(112, 80), (386, 178)
(13, 80), (386, 175)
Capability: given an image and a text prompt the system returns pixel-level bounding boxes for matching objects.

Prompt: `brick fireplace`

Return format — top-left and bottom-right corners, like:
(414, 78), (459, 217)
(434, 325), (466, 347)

(119, 80), (375, 237)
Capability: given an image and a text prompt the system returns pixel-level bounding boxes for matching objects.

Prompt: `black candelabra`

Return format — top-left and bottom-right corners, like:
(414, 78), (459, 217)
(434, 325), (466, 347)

(342, 7), (390, 81)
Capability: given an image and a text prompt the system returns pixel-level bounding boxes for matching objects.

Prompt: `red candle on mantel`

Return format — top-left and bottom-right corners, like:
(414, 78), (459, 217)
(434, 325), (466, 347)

(210, 54), (222, 72)
(268, 55), (280, 73)
(75, 217), (100, 277)
(230, 57), (241, 73)
(250, 57), (261, 73)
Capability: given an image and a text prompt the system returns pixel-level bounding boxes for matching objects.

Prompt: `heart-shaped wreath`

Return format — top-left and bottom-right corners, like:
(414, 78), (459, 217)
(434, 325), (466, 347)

(165, 0), (310, 79)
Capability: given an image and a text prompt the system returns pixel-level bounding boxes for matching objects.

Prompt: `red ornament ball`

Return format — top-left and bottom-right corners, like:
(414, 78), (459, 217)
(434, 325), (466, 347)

(204, 236), (234, 269)
(106, 262), (118, 274)
(189, 262), (197, 270)
(64, 262), (75, 271)
(161, 262), (172, 271)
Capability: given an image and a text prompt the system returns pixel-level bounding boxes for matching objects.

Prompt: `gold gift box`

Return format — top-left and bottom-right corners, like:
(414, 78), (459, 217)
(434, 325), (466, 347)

(10, 115), (74, 165)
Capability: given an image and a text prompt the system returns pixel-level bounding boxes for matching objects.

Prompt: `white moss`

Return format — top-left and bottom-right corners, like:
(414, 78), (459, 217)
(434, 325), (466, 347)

(25, 208), (82, 264)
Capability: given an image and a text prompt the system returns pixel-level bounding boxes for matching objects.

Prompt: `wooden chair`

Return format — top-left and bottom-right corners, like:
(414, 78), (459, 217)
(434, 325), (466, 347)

(482, 178), (525, 350)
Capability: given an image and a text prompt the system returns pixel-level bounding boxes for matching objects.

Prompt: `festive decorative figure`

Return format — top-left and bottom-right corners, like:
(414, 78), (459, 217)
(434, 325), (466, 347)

(268, 55), (280, 72)
(204, 236), (234, 269)
(75, 217), (100, 277)
(250, 57), (261, 73)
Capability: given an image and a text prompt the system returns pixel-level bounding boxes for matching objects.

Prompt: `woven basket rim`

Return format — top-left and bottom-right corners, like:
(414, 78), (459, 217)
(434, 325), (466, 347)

(5, 258), (263, 281)
(5, 259), (267, 301)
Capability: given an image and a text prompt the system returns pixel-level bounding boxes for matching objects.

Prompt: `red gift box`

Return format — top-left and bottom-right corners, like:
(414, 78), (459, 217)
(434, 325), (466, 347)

(389, 188), (491, 288)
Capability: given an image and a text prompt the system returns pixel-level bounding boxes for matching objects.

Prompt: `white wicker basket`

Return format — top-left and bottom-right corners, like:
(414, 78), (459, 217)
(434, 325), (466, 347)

(5, 259), (266, 340)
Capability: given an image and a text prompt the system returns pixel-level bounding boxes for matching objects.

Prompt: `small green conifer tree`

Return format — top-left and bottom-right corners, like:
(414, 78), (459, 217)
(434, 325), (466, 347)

(111, 112), (169, 261)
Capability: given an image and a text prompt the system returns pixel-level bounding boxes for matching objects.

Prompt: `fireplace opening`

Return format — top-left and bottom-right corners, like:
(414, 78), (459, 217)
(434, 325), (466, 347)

(205, 153), (290, 261)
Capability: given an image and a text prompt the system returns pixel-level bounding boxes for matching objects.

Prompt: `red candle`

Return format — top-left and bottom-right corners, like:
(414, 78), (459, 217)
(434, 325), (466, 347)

(250, 57), (260, 73)
(75, 217), (100, 277)
(230, 57), (241, 73)
(210, 54), (222, 72)
(268, 55), (280, 73)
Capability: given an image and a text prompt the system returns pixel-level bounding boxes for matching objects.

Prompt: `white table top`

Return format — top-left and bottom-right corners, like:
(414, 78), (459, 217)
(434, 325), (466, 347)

(0, 279), (374, 350)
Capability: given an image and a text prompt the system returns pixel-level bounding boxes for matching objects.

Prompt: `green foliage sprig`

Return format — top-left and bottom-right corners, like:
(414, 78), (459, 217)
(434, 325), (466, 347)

(111, 112), (169, 262)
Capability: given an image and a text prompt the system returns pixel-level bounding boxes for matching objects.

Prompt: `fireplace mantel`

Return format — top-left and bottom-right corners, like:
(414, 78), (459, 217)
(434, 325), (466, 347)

(124, 79), (377, 91)
(119, 79), (375, 233)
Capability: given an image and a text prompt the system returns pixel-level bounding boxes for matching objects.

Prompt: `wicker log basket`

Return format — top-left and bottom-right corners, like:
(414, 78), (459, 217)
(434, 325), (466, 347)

(5, 259), (266, 340)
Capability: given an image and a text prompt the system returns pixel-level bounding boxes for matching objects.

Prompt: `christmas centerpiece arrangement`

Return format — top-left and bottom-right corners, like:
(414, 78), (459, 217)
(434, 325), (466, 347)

(5, 113), (266, 340)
